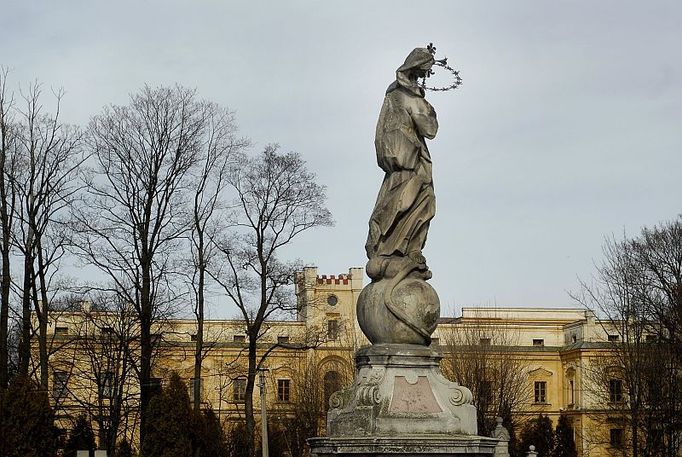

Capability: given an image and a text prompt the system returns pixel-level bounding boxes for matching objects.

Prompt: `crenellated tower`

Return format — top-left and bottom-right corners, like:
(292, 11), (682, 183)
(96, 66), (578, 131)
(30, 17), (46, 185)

(295, 266), (364, 346)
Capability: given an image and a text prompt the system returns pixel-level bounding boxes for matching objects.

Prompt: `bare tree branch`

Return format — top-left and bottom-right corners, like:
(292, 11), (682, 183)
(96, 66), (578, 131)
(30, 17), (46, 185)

(210, 145), (332, 457)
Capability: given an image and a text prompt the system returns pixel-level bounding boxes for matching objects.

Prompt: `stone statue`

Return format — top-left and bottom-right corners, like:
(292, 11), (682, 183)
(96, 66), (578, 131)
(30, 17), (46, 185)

(309, 47), (502, 457)
(358, 47), (441, 346)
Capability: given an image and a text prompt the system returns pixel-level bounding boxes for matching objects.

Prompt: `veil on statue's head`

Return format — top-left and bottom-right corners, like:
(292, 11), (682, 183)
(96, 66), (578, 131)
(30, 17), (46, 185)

(387, 47), (435, 97)
(397, 48), (435, 73)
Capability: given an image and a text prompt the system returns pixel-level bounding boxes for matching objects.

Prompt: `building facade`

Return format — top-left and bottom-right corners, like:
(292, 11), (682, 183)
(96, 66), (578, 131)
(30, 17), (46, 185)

(44, 267), (632, 457)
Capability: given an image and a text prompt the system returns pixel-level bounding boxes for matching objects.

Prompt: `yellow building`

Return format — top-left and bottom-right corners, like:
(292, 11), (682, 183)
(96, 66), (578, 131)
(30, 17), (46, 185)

(44, 267), (630, 457)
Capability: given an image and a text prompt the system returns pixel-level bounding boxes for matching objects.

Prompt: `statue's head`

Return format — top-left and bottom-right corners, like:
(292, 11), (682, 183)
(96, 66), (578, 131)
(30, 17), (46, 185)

(397, 47), (435, 80)
(389, 44), (461, 96)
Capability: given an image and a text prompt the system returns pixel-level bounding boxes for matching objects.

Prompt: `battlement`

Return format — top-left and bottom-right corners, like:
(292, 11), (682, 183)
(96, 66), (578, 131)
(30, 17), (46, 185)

(297, 266), (364, 292)
(317, 274), (352, 285)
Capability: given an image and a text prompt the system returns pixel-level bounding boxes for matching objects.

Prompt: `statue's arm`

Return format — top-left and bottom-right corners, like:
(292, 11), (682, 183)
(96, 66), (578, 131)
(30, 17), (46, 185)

(410, 101), (438, 140)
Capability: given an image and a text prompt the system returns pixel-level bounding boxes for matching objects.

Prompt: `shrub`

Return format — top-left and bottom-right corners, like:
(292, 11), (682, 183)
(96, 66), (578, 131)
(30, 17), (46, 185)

(64, 414), (96, 457)
(0, 376), (58, 457)
(140, 372), (193, 457)
(518, 414), (554, 457)
(554, 414), (577, 457)
(113, 438), (137, 457)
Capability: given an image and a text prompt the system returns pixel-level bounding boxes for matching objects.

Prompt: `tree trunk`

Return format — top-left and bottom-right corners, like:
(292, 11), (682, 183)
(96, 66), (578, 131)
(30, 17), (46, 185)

(139, 259), (153, 443)
(0, 78), (10, 390)
(193, 321), (203, 411)
(108, 411), (120, 456)
(107, 338), (127, 455)
(245, 338), (258, 457)
(37, 302), (48, 388)
(139, 312), (152, 444)
(0, 171), (9, 388)
(34, 243), (50, 388)
(193, 280), (204, 411)
(0, 210), (9, 388)
(631, 413), (639, 457)
(193, 234), (205, 412)
(19, 251), (33, 377)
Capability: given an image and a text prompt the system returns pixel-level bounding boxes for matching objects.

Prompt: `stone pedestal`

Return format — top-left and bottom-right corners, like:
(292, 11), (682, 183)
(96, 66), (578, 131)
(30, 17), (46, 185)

(309, 344), (504, 457)
(327, 344), (476, 436)
(309, 436), (500, 457)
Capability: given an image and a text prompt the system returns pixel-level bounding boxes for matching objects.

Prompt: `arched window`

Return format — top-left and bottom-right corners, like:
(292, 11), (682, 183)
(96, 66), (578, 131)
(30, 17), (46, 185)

(323, 371), (342, 408)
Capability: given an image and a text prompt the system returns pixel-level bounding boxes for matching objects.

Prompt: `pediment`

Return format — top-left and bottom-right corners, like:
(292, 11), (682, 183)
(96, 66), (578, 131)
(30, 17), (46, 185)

(527, 366), (554, 377)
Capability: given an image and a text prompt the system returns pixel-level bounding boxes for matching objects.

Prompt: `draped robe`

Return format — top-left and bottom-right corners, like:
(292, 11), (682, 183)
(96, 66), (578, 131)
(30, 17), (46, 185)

(366, 76), (438, 265)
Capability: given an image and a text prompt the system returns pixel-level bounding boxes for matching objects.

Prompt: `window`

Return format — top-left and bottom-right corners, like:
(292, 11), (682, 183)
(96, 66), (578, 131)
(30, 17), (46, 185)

(608, 334), (620, 342)
(645, 334), (657, 343)
(101, 371), (114, 399)
(101, 327), (116, 342)
(55, 326), (69, 336)
(430, 338), (440, 346)
(53, 370), (68, 398)
(610, 428), (624, 447)
(479, 380), (492, 405)
(569, 379), (575, 405)
(190, 333), (198, 342)
(327, 294), (338, 306)
(277, 379), (291, 402)
(233, 335), (246, 343)
(479, 337), (491, 346)
(190, 378), (202, 403)
(327, 320), (339, 340)
(233, 378), (246, 402)
(533, 339), (545, 347)
(572, 334), (577, 343)
(609, 379), (623, 402)
(323, 371), (342, 408)
(277, 336), (290, 344)
(534, 381), (547, 403)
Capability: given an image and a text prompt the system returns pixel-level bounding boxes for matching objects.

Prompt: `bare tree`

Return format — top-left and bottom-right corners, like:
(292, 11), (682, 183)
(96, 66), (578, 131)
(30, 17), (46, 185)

(441, 318), (530, 439)
(0, 67), (17, 389)
(575, 237), (650, 457)
(65, 294), (141, 456)
(629, 219), (682, 363)
(210, 145), (333, 457)
(7, 81), (84, 385)
(580, 345), (681, 457)
(269, 350), (354, 457)
(0, 70), (83, 390)
(185, 107), (248, 411)
(72, 85), (214, 440)
(0, 78), (83, 388)
(575, 225), (682, 457)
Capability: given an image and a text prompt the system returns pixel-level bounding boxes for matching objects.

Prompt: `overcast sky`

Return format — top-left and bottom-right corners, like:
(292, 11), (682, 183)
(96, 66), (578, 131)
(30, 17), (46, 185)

(2, 1), (681, 316)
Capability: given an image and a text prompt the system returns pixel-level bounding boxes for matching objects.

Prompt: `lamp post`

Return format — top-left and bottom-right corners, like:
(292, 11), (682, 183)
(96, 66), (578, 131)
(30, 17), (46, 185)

(258, 367), (269, 457)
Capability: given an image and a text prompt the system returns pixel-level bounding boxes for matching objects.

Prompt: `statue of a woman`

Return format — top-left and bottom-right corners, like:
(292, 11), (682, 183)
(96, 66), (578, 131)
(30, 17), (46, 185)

(358, 47), (441, 346)
(366, 47), (438, 282)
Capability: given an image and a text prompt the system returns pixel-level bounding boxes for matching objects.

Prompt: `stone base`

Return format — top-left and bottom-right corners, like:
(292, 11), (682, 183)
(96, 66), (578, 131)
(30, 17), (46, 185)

(308, 435), (500, 457)
(326, 344), (478, 437)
